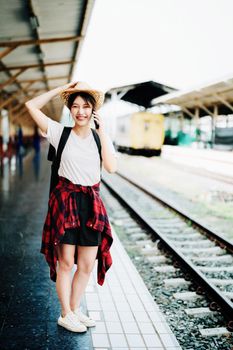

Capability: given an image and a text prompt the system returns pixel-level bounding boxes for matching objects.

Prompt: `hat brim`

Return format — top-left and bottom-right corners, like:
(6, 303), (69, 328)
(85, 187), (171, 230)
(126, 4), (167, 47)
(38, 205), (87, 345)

(60, 88), (105, 110)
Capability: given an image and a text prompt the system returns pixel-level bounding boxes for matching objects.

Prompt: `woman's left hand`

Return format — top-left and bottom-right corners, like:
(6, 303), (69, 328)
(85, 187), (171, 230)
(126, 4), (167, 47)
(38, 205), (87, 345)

(92, 111), (105, 133)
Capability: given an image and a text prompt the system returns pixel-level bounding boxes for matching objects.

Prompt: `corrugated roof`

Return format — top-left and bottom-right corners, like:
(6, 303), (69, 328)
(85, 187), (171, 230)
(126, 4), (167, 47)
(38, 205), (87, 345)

(0, 0), (95, 128)
(152, 76), (233, 117)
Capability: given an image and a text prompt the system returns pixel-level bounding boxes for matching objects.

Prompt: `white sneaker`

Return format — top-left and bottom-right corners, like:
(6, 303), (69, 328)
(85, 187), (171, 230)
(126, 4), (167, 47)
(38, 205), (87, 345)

(73, 307), (96, 327)
(58, 310), (87, 332)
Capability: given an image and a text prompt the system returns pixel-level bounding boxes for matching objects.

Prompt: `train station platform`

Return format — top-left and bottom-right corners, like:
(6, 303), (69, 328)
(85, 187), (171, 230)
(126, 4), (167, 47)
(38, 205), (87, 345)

(162, 145), (233, 180)
(0, 145), (182, 350)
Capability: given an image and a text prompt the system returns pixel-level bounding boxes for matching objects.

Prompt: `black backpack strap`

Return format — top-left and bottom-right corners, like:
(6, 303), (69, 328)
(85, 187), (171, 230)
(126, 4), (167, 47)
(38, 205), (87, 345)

(47, 127), (72, 162)
(47, 144), (56, 161)
(53, 127), (72, 167)
(91, 128), (102, 163)
(49, 127), (72, 194)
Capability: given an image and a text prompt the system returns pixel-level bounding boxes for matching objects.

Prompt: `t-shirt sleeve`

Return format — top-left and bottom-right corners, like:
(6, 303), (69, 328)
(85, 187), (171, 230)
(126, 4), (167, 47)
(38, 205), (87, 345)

(40, 118), (64, 150)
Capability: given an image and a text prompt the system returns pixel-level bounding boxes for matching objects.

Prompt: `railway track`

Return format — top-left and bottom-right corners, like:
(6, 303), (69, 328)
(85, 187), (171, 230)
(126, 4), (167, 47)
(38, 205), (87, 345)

(101, 170), (233, 332)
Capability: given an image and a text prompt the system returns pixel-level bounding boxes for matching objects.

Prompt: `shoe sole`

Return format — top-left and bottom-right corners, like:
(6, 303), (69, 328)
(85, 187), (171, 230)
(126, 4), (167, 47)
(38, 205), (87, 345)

(82, 322), (96, 327)
(74, 314), (96, 327)
(57, 320), (87, 333)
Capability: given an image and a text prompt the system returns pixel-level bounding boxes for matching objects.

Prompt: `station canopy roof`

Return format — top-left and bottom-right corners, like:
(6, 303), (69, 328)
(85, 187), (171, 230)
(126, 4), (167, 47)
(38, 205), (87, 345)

(152, 76), (233, 118)
(106, 80), (176, 108)
(0, 0), (94, 128)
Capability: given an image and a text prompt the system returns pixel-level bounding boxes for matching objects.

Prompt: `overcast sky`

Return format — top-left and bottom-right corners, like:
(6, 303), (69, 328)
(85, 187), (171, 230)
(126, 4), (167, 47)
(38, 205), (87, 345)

(74, 0), (233, 93)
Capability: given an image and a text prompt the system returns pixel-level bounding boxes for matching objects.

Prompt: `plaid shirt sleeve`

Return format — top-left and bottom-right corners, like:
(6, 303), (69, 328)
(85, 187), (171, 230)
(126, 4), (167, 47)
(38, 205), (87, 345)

(40, 176), (113, 285)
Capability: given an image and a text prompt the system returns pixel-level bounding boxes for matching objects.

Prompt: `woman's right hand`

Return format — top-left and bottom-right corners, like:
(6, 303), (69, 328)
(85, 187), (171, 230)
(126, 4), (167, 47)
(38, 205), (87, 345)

(59, 81), (78, 92)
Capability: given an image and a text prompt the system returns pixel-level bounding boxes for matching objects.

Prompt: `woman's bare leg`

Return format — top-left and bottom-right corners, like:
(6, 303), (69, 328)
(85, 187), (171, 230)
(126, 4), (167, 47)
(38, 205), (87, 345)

(70, 245), (98, 311)
(56, 244), (76, 317)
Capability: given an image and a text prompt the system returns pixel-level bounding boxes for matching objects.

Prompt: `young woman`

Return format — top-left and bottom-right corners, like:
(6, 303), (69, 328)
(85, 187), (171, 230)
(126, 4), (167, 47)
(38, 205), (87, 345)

(25, 81), (117, 333)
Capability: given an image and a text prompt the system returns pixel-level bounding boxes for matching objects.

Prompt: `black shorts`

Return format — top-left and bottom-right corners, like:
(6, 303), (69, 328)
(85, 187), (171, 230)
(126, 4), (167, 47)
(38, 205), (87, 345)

(59, 191), (102, 247)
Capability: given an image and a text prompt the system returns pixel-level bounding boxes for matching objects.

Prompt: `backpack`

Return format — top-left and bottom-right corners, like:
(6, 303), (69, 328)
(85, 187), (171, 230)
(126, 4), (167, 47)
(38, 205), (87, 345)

(47, 127), (102, 195)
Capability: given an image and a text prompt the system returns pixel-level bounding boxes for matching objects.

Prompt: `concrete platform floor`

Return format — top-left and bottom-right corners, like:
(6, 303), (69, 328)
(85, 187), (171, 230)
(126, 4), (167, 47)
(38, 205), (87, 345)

(0, 145), (182, 349)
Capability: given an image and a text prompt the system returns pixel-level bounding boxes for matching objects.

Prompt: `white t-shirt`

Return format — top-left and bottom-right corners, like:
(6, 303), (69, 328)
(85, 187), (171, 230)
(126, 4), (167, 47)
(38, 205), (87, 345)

(41, 118), (117, 186)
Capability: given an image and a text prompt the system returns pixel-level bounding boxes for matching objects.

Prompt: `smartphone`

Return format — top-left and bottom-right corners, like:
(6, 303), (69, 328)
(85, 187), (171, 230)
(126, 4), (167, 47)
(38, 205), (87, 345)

(93, 112), (99, 129)
(94, 120), (99, 129)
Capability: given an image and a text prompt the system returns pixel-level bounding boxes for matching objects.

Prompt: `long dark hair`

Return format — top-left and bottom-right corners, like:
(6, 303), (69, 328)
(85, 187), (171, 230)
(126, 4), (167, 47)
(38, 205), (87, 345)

(67, 92), (96, 111)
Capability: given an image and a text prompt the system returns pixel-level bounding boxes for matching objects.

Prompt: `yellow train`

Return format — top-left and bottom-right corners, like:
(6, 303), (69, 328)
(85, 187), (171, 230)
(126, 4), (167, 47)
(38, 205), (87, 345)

(115, 112), (165, 156)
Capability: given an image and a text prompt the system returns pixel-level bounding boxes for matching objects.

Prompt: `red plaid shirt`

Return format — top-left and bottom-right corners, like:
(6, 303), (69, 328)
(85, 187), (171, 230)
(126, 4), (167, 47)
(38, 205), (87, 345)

(40, 176), (113, 285)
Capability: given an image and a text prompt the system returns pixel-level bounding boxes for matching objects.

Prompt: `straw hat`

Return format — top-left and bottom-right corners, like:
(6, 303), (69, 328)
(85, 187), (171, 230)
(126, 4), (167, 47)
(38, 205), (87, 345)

(60, 81), (105, 110)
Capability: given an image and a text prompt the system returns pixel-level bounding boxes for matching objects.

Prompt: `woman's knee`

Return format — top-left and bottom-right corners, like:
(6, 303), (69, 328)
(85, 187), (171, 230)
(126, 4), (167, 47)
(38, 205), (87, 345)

(76, 246), (98, 274)
(77, 262), (94, 275)
(58, 258), (74, 272)
(57, 244), (75, 272)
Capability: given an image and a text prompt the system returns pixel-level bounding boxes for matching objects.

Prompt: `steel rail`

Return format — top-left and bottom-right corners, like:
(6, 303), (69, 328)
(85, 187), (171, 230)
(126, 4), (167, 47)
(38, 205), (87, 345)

(102, 174), (233, 329)
(116, 171), (233, 254)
